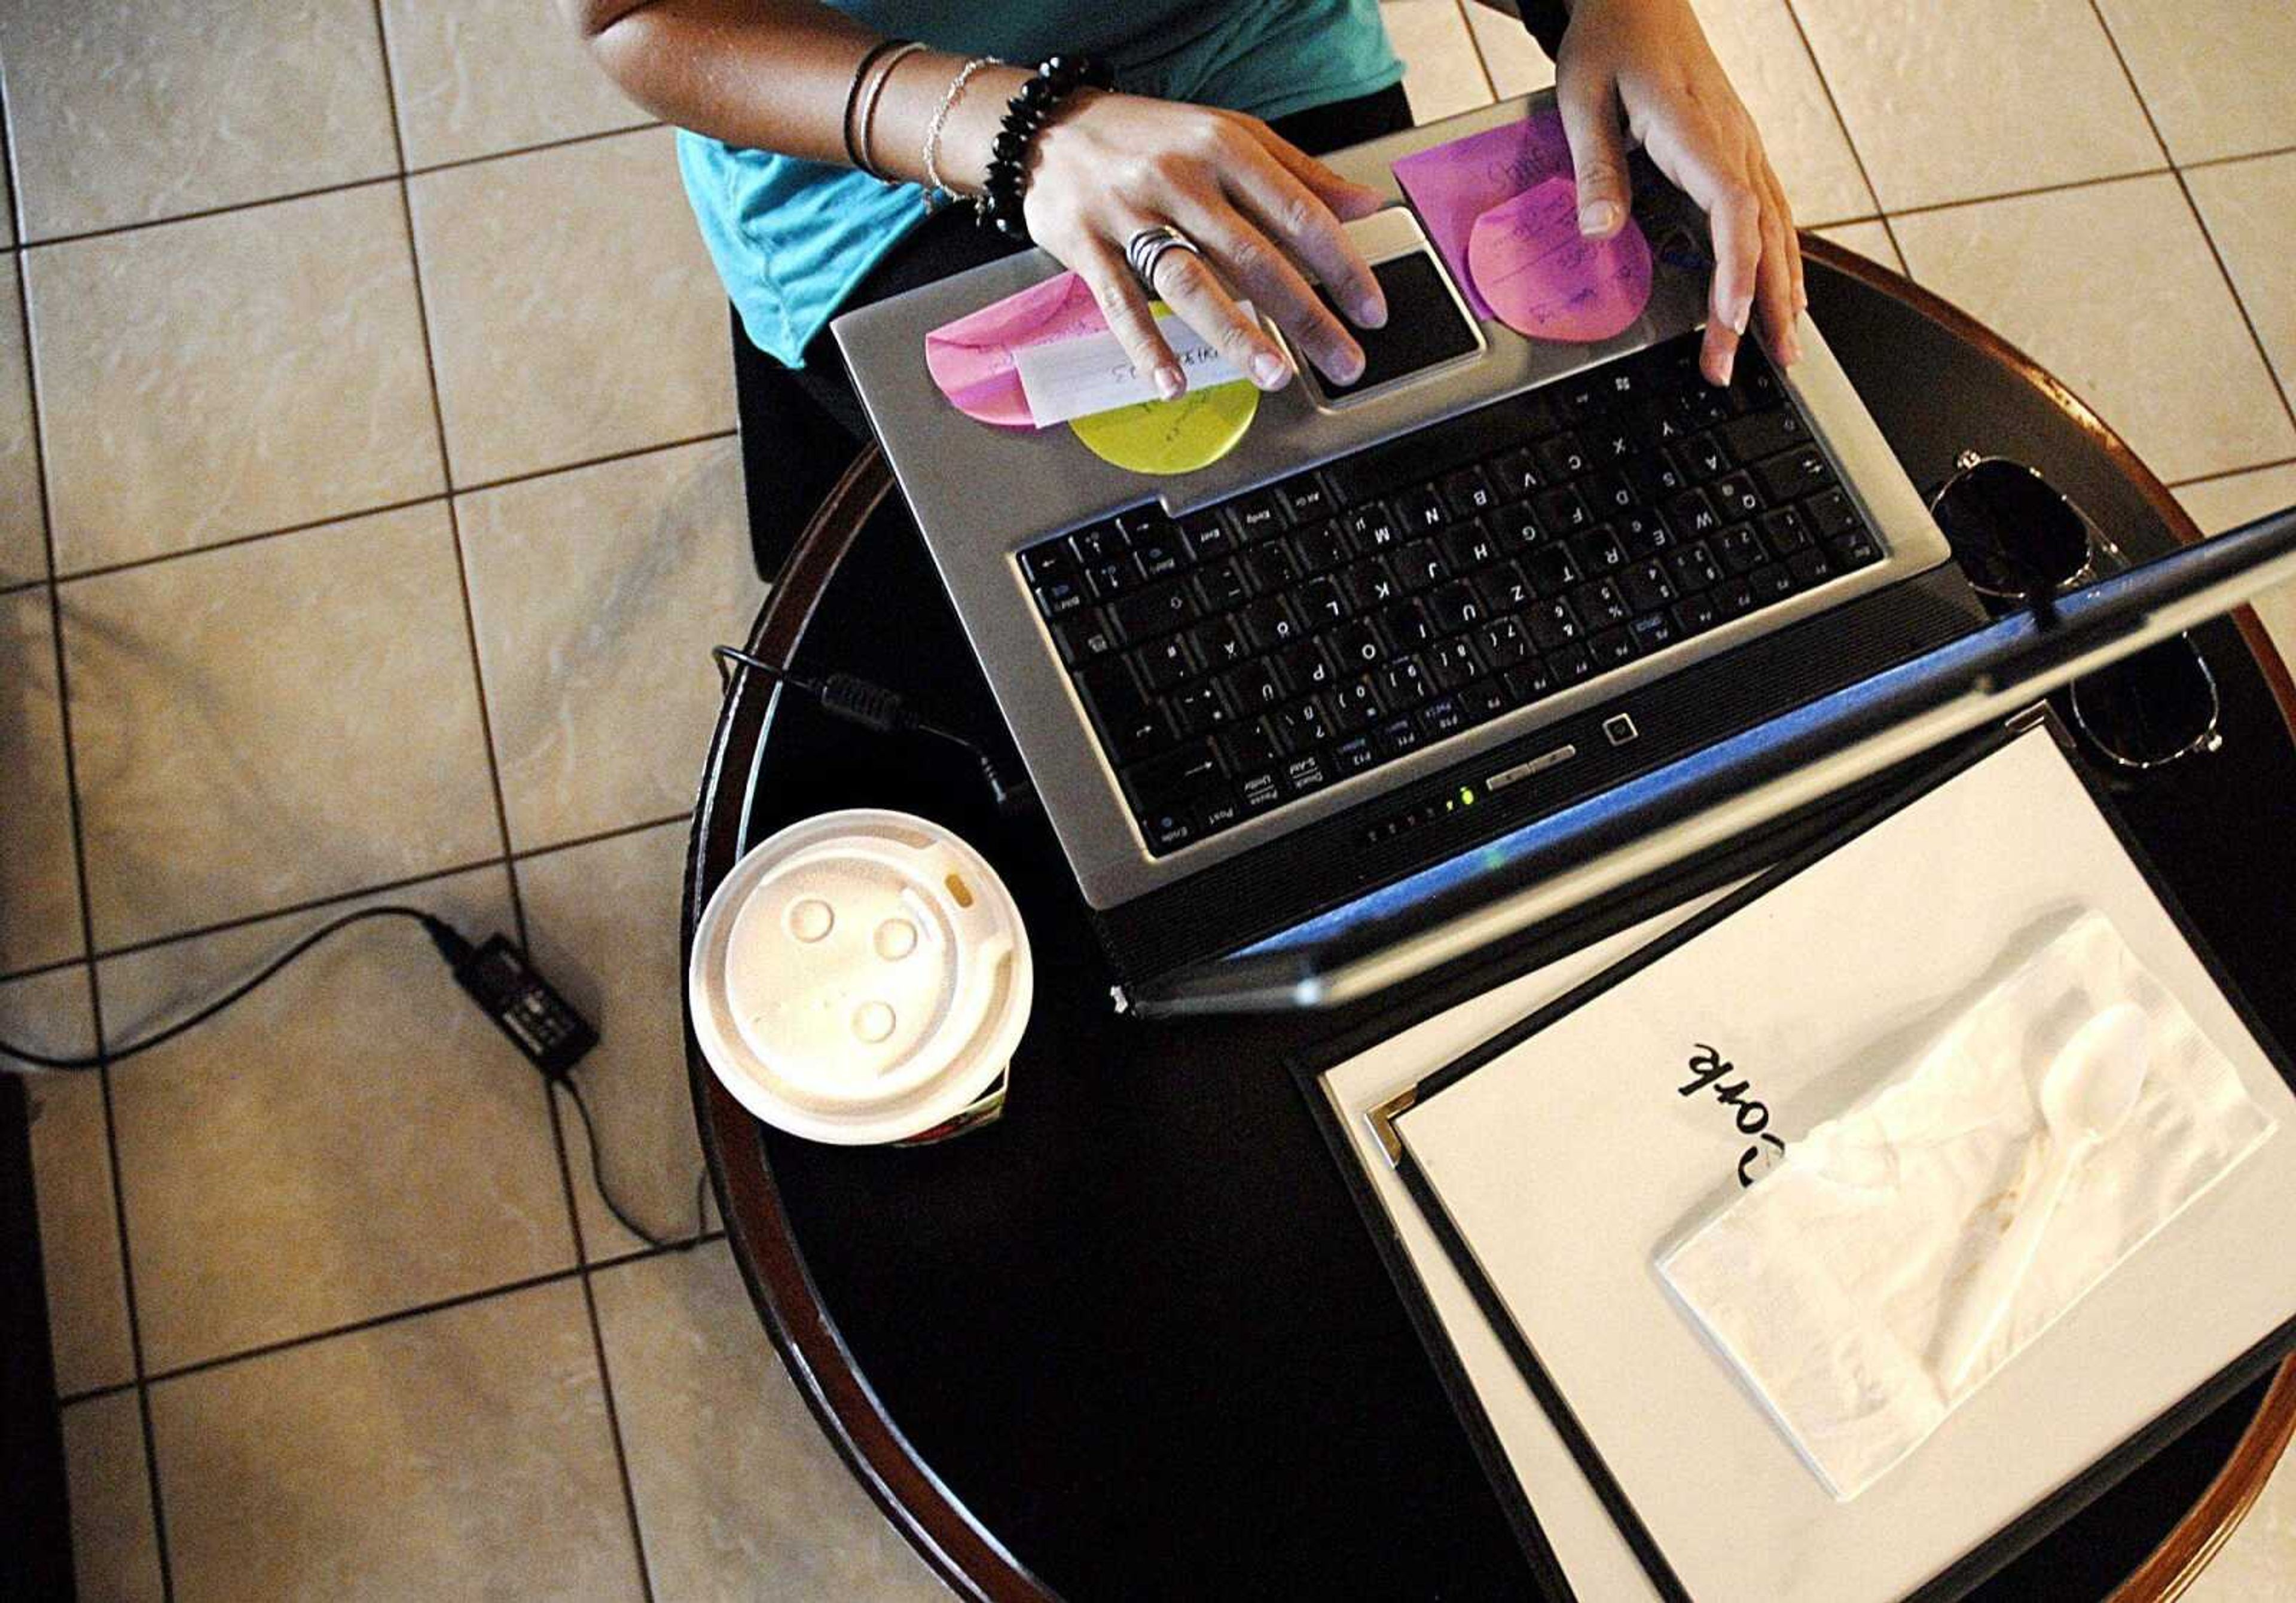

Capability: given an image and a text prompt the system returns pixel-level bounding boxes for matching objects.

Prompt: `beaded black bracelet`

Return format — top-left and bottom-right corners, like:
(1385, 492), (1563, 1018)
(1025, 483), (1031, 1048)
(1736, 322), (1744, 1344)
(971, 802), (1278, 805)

(973, 53), (1115, 240)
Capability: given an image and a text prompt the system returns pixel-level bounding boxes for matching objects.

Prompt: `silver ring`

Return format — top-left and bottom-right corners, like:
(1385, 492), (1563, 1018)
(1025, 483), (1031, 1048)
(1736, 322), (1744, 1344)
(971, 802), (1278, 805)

(1125, 224), (1201, 292)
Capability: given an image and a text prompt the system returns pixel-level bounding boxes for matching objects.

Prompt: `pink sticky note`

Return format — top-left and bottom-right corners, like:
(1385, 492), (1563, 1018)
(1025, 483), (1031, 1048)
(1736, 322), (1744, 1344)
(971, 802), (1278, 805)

(1391, 111), (1575, 320)
(923, 271), (1110, 430)
(1466, 176), (1653, 343)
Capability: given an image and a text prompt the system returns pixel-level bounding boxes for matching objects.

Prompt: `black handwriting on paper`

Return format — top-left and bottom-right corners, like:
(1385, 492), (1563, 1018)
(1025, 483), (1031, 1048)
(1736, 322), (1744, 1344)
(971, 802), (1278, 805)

(1678, 1043), (1787, 1187)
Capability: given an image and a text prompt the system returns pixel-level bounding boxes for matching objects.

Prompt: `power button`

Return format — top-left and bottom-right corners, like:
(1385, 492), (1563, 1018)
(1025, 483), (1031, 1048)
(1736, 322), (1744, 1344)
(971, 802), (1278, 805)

(1603, 713), (1639, 747)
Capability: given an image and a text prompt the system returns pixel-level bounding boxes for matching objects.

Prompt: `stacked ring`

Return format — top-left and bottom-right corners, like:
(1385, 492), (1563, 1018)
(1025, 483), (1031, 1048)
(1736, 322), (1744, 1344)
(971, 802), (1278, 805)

(1125, 224), (1202, 293)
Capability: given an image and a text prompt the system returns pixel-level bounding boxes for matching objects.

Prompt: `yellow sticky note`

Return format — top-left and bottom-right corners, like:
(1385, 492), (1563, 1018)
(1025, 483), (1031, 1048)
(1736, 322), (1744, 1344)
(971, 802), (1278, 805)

(1070, 378), (1259, 475)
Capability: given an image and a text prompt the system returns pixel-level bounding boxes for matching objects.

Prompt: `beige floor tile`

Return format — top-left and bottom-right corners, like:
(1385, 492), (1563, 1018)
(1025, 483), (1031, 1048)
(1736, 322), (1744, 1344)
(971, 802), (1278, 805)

(518, 822), (714, 1259)
(25, 185), (444, 573)
(1385, 1), (1494, 124)
(151, 1278), (643, 1602)
(60, 1390), (165, 1603)
(2188, 153), (2296, 417)
(1813, 219), (1906, 277)
(594, 1241), (944, 1601)
(1463, 4), (1555, 99)
(0, 0), (396, 240)
(1, 588), (81, 975)
(381, 0), (649, 170)
(1, 263), (43, 587)
(1791, 0), (2159, 212)
(409, 127), (735, 488)
(1690, 0), (1874, 226)
(99, 866), (578, 1372)
(2095, 0), (2296, 166)
(60, 503), (501, 951)
(4, 969), (135, 1396)
(460, 438), (756, 852)
(1893, 176), (2295, 486)
(2175, 463), (2296, 673)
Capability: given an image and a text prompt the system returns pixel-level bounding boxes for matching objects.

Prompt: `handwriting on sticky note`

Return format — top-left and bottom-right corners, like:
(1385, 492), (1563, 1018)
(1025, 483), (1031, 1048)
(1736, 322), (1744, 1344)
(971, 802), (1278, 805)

(1068, 377), (1259, 475)
(1391, 111), (1576, 321)
(1467, 176), (1653, 343)
(1013, 303), (1252, 427)
(923, 271), (1110, 431)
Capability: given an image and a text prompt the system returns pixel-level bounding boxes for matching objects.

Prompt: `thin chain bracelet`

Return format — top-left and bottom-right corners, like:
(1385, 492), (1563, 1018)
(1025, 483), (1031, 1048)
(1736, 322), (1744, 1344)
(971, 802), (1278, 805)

(921, 55), (1000, 210)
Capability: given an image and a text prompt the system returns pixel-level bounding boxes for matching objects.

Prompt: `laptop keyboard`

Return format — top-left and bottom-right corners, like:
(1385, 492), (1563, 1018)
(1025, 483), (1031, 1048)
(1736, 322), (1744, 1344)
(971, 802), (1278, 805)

(1016, 328), (1888, 857)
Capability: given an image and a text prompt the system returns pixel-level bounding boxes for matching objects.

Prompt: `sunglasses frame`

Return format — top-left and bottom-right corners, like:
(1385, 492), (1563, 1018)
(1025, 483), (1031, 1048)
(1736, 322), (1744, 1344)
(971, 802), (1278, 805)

(1928, 450), (2224, 772)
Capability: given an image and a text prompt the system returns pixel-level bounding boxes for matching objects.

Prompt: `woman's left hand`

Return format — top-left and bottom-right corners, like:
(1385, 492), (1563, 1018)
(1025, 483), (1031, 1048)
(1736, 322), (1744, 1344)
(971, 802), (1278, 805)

(1551, 0), (1804, 385)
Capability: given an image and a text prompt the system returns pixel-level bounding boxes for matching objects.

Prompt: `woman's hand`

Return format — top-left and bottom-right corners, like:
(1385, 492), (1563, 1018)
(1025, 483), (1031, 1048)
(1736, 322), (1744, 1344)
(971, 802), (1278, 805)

(1553, 0), (1804, 384)
(1022, 94), (1393, 399)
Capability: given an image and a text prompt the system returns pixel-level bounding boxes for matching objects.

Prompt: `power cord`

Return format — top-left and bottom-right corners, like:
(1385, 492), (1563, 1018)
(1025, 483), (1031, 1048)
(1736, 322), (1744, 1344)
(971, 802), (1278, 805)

(712, 644), (1036, 815)
(0, 905), (705, 1252)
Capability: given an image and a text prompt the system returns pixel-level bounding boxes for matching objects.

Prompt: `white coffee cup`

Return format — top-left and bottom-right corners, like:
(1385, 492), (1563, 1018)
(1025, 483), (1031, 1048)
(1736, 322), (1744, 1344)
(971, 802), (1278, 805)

(689, 808), (1031, 1146)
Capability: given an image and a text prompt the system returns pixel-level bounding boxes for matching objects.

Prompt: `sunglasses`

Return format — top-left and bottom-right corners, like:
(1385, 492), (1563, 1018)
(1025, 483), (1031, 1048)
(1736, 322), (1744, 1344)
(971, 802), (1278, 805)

(1928, 453), (2222, 773)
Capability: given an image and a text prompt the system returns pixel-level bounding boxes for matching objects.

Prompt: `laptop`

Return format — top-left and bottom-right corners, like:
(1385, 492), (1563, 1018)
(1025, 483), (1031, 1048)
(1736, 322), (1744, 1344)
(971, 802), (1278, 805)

(829, 95), (2284, 1012)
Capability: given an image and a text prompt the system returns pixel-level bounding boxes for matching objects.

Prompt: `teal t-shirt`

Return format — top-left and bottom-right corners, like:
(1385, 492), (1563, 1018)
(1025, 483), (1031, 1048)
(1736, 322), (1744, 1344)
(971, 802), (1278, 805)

(679, 1), (1403, 367)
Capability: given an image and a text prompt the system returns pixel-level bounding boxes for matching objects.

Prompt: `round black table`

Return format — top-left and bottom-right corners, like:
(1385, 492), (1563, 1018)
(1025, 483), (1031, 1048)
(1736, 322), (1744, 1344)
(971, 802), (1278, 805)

(686, 242), (2296, 1601)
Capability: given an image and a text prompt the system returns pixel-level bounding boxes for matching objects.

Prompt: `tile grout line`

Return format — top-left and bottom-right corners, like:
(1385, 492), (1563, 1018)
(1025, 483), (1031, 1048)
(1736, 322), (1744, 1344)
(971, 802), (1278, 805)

(38, 429), (739, 590)
(2084, 2), (2296, 448)
(7, 122), (666, 255)
(2, 104), (179, 1596)
(57, 1227), (726, 1403)
(1778, 0), (1907, 274)
(1452, 0), (1500, 104)
(364, 8), (658, 1593)
(2164, 454), (2296, 493)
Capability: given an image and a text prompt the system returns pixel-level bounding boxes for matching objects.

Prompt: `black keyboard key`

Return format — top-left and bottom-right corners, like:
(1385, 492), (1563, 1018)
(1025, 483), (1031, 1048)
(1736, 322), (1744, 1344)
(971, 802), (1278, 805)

(1395, 539), (1451, 592)
(1712, 573), (1758, 619)
(1617, 506), (1674, 558)
(1070, 521), (1129, 564)
(1718, 408), (1806, 463)
(1272, 698), (1332, 754)
(1760, 506), (1812, 554)
(1526, 597), (1582, 651)
(1051, 613), (1119, 665)
(1080, 659), (1170, 762)
(1223, 489), (1288, 542)
(1380, 655), (1431, 707)
(1571, 525), (1628, 573)
(1191, 616), (1250, 671)
(1177, 508), (1229, 559)
(1395, 484), (1448, 534)
(1295, 519), (1351, 573)
(1277, 474), (1334, 523)
(1671, 591), (1720, 636)
(1346, 500), (1403, 551)
(1219, 722), (1280, 773)
(1277, 639), (1338, 695)
(1086, 557), (1141, 599)
(1536, 486), (1594, 535)
(1570, 578), (1630, 631)
(1428, 581), (1486, 634)
(1223, 657), (1289, 715)
(1196, 793), (1244, 835)
(1328, 621), (1388, 672)
(1339, 556), (1400, 612)
(1479, 616), (1531, 667)
(1620, 560), (1677, 613)
(1122, 738), (1225, 814)
(1328, 675), (1387, 731)
(1238, 767), (1286, 814)
(1034, 575), (1088, 618)
(1805, 487), (1858, 537)
(1381, 599), (1442, 652)
(1428, 636), (1482, 689)
(1787, 546), (1834, 587)
(1463, 679), (1512, 722)
(1245, 541), (1299, 593)
(1585, 468), (1638, 518)
(1378, 716), (1424, 758)
(1547, 643), (1596, 685)
(1666, 541), (1724, 592)
(1503, 659), (1555, 704)
(1539, 433), (1592, 481)
(1193, 558), (1251, 612)
(1525, 542), (1586, 597)
(1135, 633), (1198, 691)
(1442, 465), (1499, 518)
(1173, 679), (1234, 735)
(1831, 527), (1885, 570)
(1143, 809), (1196, 851)
(1474, 561), (1535, 614)
(1116, 508), (1177, 544)
(1300, 576), (1351, 628)
(1588, 626), (1638, 668)
(1748, 561), (1796, 601)
(1752, 447), (1834, 506)
(1109, 578), (1196, 640)
(1628, 448), (1690, 502)
(1712, 472), (1764, 521)
(1669, 488), (1724, 538)
(1331, 732), (1381, 775)
(1681, 433), (1731, 481)
(1282, 750), (1332, 796)
(1132, 527), (1190, 578)
(1492, 447), (1544, 497)
(1437, 520), (1500, 572)
(1629, 610), (1677, 654)
(1715, 524), (1769, 574)
(1418, 697), (1468, 738)
(1021, 541), (1076, 585)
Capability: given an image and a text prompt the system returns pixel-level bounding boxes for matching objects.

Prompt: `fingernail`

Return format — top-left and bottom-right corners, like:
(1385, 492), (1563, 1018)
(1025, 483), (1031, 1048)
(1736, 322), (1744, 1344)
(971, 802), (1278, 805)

(1330, 347), (1366, 385)
(1717, 346), (1738, 386)
(1354, 294), (1388, 329)
(1780, 329), (1804, 366)
(1153, 364), (1186, 401)
(1579, 199), (1623, 237)
(1251, 350), (1292, 389)
(1727, 295), (1753, 335)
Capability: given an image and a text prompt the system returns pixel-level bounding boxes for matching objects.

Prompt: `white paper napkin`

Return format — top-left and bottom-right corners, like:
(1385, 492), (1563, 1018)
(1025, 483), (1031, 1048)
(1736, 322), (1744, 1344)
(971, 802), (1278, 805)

(1659, 910), (2279, 1500)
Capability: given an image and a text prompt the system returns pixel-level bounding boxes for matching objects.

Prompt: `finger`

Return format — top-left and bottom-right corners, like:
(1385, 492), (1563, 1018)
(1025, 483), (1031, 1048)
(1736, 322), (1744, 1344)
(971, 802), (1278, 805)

(1216, 149), (1385, 329)
(1153, 245), (1292, 391)
(1764, 160), (1807, 320)
(1245, 122), (1388, 223)
(1074, 236), (1184, 400)
(1751, 170), (1800, 367)
(1189, 197), (1366, 383)
(1556, 67), (1634, 239)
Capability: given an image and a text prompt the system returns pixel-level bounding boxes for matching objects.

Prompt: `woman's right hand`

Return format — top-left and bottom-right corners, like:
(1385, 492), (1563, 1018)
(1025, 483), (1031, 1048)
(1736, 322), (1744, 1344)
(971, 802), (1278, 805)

(1019, 93), (1394, 399)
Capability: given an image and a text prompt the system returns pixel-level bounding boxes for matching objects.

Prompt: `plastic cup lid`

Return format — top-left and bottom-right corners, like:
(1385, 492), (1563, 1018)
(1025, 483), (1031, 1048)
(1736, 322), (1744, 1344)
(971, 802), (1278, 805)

(689, 810), (1031, 1145)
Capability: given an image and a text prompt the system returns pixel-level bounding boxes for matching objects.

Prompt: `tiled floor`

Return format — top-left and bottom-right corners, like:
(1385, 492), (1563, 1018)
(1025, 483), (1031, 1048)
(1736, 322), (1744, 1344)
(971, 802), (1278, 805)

(2, 4), (2293, 1598)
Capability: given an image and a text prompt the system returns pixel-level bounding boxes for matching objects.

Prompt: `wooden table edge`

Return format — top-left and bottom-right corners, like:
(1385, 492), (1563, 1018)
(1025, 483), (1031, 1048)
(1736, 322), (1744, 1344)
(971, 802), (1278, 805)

(686, 237), (2296, 1603)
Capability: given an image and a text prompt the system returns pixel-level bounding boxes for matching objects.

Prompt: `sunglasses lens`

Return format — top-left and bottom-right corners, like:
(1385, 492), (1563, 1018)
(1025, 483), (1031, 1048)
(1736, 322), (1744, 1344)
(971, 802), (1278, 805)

(1933, 460), (2092, 599)
(2071, 638), (2219, 769)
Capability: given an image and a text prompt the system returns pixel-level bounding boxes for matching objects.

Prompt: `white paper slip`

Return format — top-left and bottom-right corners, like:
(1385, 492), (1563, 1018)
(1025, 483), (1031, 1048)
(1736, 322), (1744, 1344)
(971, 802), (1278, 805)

(1013, 301), (1253, 426)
